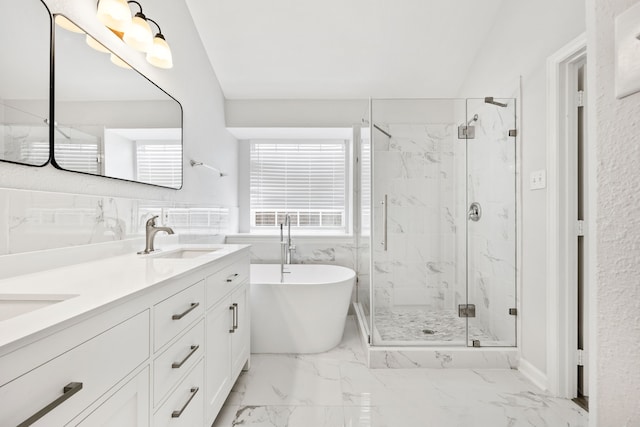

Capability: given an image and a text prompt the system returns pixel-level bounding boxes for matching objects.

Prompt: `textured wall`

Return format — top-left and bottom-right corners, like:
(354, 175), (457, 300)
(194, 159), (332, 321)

(1, 0), (238, 207)
(590, 0), (640, 424)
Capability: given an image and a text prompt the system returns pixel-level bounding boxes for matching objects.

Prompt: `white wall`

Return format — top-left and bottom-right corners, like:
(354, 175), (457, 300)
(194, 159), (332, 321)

(589, 0), (640, 424)
(0, 0), (237, 207)
(104, 130), (134, 180)
(457, 0), (586, 376)
(226, 99), (368, 128)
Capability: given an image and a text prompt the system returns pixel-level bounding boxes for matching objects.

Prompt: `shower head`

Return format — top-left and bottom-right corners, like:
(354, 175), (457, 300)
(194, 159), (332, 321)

(484, 97), (508, 108)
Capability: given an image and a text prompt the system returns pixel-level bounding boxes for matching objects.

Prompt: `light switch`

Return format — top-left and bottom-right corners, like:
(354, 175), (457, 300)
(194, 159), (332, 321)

(530, 170), (546, 190)
(615, 2), (640, 98)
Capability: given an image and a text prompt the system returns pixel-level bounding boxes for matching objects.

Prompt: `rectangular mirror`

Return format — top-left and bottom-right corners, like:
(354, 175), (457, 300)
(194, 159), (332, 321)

(53, 15), (183, 189)
(0, 0), (51, 167)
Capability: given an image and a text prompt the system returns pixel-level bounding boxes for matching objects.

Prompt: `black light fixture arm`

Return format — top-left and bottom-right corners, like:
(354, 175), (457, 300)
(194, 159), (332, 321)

(146, 18), (163, 37)
(127, 1), (144, 14)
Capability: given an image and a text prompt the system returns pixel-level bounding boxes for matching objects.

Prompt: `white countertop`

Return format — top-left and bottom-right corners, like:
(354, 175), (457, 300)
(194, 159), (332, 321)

(0, 244), (249, 355)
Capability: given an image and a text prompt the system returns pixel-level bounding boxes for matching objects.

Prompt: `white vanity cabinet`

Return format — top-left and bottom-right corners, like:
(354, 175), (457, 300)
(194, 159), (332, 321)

(0, 245), (251, 427)
(204, 252), (250, 425)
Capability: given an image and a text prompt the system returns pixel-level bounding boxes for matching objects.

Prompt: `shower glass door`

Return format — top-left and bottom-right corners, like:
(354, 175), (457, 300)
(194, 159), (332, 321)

(370, 98), (467, 346)
(465, 98), (517, 347)
(368, 97), (517, 348)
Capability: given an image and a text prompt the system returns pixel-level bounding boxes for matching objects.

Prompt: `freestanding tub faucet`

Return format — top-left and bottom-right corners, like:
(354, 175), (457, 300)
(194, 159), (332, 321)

(280, 214), (296, 282)
(138, 215), (174, 254)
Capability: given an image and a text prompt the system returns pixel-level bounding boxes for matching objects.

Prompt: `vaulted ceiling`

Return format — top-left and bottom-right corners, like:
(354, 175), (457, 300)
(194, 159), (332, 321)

(186, 0), (506, 99)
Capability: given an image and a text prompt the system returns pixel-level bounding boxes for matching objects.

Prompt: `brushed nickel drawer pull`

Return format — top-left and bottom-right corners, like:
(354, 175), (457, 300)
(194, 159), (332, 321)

(229, 305), (235, 333)
(171, 387), (199, 418)
(172, 302), (199, 320)
(171, 345), (200, 369)
(17, 382), (83, 427)
(232, 303), (239, 330)
(226, 273), (239, 283)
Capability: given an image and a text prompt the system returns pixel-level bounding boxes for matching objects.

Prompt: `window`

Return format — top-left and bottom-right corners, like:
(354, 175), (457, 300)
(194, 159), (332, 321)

(250, 140), (348, 233)
(136, 142), (182, 188)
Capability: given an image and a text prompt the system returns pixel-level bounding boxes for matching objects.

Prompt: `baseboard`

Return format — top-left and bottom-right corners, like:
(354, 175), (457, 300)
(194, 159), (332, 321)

(518, 358), (549, 391)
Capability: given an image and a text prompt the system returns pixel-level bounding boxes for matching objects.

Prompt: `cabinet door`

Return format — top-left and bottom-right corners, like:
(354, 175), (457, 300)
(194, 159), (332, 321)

(205, 298), (232, 424)
(231, 283), (250, 378)
(72, 368), (150, 427)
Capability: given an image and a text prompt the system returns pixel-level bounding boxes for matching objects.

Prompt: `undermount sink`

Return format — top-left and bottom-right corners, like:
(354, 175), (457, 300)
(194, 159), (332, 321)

(151, 248), (219, 259)
(0, 294), (78, 322)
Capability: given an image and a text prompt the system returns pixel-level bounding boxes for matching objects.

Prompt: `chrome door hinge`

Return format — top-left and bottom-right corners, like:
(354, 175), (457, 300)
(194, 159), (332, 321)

(458, 125), (475, 139)
(367, 335), (371, 344)
(509, 129), (517, 137)
(458, 304), (476, 318)
(577, 349), (585, 366)
(509, 308), (517, 316)
(577, 220), (585, 237)
(577, 90), (585, 108)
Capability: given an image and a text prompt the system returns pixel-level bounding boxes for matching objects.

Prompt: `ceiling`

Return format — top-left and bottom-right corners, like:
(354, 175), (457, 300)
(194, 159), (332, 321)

(185, 0), (506, 100)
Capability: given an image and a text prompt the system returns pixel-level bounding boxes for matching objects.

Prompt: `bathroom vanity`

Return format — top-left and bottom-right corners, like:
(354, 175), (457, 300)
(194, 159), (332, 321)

(0, 244), (250, 426)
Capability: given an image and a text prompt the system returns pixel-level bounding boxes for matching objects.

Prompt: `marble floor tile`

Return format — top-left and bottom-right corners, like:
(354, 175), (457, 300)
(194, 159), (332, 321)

(240, 354), (343, 406)
(214, 405), (345, 427)
(215, 316), (588, 427)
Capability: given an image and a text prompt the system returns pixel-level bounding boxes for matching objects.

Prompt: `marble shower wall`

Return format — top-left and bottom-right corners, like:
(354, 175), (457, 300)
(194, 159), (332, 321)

(0, 187), (236, 256)
(372, 122), (458, 310)
(464, 99), (517, 345)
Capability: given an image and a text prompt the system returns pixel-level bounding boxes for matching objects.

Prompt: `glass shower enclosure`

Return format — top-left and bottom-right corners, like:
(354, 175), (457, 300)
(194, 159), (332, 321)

(357, 98), (517, 348)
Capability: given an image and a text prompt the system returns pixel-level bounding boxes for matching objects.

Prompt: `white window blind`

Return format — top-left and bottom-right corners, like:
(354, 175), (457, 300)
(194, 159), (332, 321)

(54, 140), (100, 174)
(250, 140), (347, 232)
(136, 142), (182, 188)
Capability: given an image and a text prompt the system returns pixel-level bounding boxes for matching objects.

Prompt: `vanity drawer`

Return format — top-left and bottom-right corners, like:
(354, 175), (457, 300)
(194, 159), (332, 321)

(206, 254), (249, 308)
(154, 280), (204, 351)
(153, 360), (204, 427)
(0, 310), (149, 427)
(153, 319), (204, 407)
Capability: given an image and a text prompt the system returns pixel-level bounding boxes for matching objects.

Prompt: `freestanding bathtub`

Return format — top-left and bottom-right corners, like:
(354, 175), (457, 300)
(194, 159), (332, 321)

(250, 264), (355, 354)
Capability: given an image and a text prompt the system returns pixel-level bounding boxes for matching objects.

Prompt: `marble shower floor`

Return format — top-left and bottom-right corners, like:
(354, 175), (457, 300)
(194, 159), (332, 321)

(374, 307), (497, 343)
(212, 316), (587, 427)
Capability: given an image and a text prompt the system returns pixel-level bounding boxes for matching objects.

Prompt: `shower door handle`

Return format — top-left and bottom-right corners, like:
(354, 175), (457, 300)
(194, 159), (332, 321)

(381, 194), (388, 251)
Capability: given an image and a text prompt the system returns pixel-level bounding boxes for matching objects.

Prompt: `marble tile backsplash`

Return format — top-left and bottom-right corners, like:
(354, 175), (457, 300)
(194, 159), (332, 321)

(0, 187), (237, 256)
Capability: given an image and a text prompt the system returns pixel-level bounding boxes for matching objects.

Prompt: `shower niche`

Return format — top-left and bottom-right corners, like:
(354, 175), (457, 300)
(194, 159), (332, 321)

(356, 98), (517, 352)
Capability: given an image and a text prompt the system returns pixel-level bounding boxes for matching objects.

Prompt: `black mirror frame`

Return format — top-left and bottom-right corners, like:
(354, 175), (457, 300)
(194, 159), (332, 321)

(50, 13), (183, 190)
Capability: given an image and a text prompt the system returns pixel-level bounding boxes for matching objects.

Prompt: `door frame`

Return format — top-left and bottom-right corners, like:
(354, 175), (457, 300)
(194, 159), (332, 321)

(546, 33), (589, 398)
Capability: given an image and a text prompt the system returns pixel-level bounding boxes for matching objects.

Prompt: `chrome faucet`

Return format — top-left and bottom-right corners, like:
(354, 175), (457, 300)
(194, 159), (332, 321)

(138, 215), (174, 254)
(279, 214), (296, 282)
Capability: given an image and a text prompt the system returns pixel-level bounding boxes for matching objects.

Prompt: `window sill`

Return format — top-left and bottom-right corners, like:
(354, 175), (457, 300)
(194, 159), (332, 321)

(225, 233), (355, 244)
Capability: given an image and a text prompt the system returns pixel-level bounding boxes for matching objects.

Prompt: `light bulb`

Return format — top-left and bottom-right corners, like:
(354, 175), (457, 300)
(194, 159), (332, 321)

(55, 15), (84, 34)
(146, 34), (173, 69)
(86, 35), (110, 53)
(96, 0), (132, 32)
(110, 53), (132, 69)
(123, 13), (153, 52)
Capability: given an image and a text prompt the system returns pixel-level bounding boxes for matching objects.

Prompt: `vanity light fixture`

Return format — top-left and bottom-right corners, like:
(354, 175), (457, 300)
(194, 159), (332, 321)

(110, 53), (132, 69)
(86, 34), (111, 53)
(96, 0), (132, 33)
(55, 15), (84, 33)
(145, 19), (173, 69)
(123, 2), (153, 52)
(95, 0), (174, 69)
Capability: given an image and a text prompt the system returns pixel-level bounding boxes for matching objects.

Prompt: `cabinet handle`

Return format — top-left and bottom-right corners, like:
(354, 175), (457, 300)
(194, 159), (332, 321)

(17, 382), (83, 427)
(171, 345), (200, 369)
(171, 387), (199, 418)
(172, 302), (199, 320)
(226, 273), (239, 283)
(233, 302), (239, 330)
(229, 305), (235, 333)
